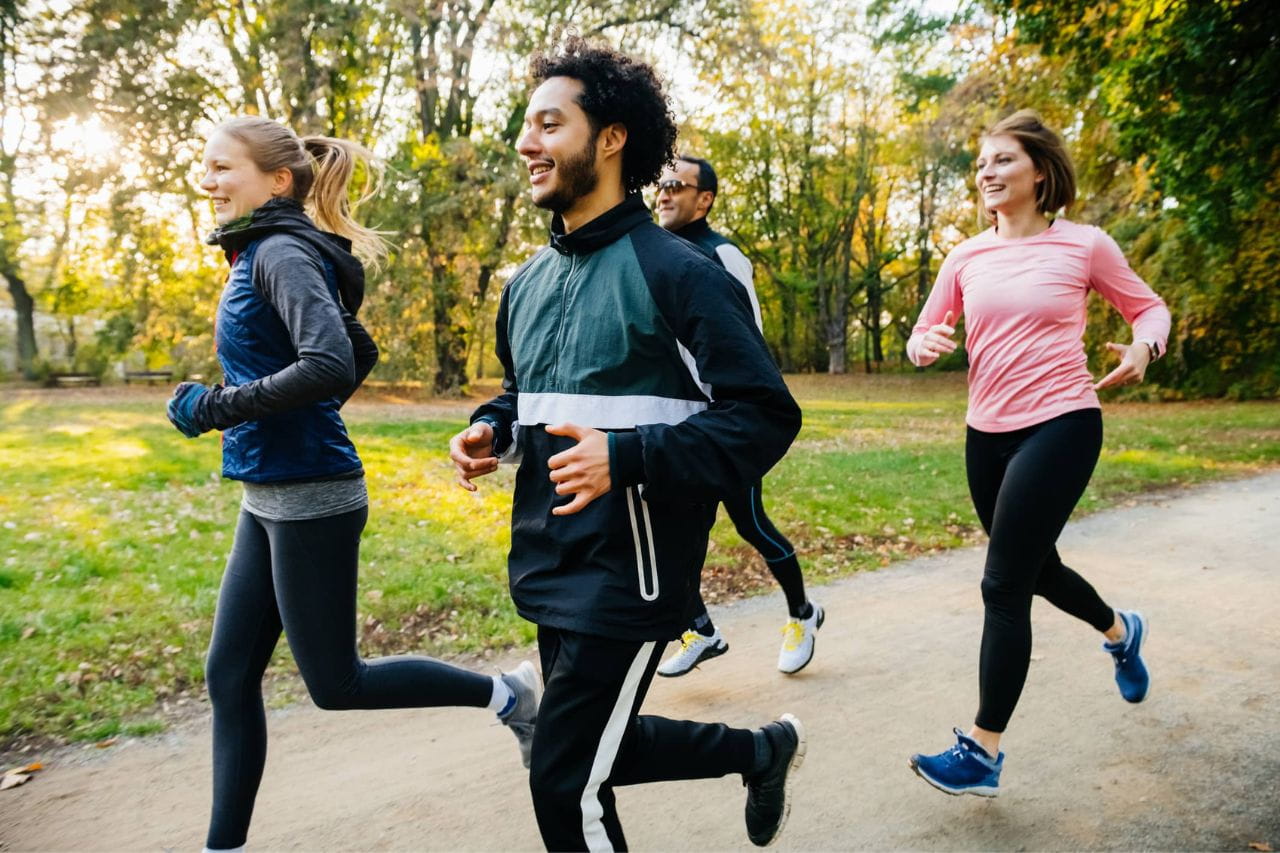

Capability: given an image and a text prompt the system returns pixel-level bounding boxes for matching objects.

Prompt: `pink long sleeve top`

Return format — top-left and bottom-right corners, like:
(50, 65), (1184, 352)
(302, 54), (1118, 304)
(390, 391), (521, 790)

(907, 219), (1171, 433)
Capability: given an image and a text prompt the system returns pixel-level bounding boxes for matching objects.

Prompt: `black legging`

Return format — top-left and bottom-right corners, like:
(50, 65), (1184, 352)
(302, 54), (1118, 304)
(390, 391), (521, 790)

(204, 506), (493, 850)
(966, 408), (1115, 733)
(689, 482), (808, 625)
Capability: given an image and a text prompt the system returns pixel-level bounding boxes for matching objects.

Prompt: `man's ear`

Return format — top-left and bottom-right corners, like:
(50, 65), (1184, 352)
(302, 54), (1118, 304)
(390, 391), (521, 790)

(598, 122), (628, 159)
(696, 190), (715, 217)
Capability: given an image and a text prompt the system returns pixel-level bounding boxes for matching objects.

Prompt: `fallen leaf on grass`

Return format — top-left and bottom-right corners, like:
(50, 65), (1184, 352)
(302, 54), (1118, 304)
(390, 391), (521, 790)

(1247, 843), (1272, 852)
(95, 737), (118, 749)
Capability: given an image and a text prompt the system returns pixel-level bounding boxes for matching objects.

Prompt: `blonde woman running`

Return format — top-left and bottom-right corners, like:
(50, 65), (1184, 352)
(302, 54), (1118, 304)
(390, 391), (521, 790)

(168, 117), (538, 851)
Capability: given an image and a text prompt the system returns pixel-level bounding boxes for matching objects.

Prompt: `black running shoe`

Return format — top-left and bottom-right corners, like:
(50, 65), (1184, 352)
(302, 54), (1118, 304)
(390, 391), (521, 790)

(744, 713), (806, 847)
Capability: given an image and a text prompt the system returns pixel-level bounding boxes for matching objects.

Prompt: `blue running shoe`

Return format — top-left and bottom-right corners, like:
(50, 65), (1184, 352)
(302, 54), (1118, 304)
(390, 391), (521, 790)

(1104, 609), (1150, 703)
(909, 728), (1003, 797)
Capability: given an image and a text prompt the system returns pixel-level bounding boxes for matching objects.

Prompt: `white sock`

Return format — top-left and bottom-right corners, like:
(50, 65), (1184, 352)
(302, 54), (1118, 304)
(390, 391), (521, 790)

(203, 847), (245, 853)
(487, 675), (515, 715)
(1110, 612), (1128, 646)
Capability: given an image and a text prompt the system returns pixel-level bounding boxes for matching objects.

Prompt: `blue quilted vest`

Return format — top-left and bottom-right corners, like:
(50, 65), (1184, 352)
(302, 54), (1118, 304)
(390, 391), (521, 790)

(215, 239), (363, 483)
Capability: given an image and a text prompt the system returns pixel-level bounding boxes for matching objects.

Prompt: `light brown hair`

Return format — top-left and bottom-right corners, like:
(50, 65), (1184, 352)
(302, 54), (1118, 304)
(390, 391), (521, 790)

(215, 116), (389, 266)
(980, 109), (1076, 225)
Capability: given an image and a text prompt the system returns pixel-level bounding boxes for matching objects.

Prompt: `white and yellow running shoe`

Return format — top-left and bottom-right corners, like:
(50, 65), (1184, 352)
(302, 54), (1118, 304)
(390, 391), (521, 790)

(656, 628), (729, 677)
(777, 603), (824, 674)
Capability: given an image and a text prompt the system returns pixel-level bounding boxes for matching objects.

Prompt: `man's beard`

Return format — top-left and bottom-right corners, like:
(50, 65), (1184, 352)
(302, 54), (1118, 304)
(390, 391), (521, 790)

(536, 136), (598, 214)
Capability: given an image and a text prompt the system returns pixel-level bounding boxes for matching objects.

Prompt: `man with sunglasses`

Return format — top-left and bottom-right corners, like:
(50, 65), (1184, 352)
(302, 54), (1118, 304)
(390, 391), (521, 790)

(655, 156), (825, 678)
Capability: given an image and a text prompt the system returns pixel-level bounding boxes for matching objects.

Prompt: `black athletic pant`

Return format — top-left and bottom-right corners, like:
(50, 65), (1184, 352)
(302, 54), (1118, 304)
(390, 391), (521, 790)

(966, 408), (1116, 733)
(530, 626), (757, 851)
(204, 507), (493, 850)
(689, 482), (808, 627)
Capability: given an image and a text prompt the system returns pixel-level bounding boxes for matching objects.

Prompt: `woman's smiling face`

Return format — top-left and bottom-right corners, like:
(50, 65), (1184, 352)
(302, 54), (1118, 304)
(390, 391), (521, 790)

(199, 132), (285, 225)
(976, 134), (1043, 217)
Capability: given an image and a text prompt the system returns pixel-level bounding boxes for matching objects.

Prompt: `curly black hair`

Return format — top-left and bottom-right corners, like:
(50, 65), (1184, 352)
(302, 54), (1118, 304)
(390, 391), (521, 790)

(529, 36), (678, 194)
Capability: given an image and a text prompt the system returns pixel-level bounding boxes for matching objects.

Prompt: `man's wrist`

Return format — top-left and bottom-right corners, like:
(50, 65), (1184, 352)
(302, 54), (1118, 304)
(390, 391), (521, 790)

(471, 415), (506, 454)
(607, 431), (645, 487)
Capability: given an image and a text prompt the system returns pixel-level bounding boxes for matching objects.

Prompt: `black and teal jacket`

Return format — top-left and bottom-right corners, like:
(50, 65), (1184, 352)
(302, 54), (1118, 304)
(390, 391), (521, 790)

(472, 194), (801, 641)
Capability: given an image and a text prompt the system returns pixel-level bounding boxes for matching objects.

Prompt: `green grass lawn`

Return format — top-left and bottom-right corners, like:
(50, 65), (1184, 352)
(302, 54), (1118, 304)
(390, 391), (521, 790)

(1, 375), (1277, 748)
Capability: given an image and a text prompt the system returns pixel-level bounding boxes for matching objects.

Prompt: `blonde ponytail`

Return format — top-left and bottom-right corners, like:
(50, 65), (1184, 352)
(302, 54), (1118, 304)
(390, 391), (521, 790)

(302, 136), (390, 268)
(214, 117), (391, 267)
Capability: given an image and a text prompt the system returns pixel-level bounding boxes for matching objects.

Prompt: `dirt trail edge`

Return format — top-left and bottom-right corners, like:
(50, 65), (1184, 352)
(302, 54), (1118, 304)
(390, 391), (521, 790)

(4, 472), (1278, 852)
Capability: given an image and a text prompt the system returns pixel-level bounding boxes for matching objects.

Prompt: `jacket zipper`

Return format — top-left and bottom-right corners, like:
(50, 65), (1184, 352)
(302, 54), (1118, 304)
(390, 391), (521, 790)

(550, 253), (578, 388)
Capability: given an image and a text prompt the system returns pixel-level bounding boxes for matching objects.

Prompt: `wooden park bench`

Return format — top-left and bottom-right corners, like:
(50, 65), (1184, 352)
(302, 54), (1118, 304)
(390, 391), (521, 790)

(123, 370), (174, 385)
(47, 372), (101, 388)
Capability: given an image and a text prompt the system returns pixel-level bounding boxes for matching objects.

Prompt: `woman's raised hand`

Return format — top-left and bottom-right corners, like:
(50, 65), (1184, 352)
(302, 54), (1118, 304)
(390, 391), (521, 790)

(917, 311), (958, 363)
(1093, 341), (1151, 390)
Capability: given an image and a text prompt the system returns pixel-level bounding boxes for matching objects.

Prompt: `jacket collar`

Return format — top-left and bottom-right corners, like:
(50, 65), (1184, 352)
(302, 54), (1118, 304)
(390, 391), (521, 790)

(205, 197), (368, 315)
(548, 194), (652, 256)
(207, 197), (314, 253)
(672, 216), (714, 243)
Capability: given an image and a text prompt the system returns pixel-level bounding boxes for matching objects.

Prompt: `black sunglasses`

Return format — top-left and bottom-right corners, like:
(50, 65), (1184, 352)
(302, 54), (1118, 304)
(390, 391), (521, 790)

(657, 178), (700, 193)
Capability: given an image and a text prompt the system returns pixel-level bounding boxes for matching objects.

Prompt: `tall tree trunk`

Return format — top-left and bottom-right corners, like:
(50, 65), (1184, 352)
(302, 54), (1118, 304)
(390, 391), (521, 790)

(866, 280), (883, 371)
(863, 318), (871, 374)
(916, 166), (932, 305)
(912, 164), (937, 367)
(3, 266), (37, 378)
(472, 304), (488, 380)
(860, 171), (887, 373)
(818, 255), (851, 374)
(430, 261), (467, 394)
(63, 317), (77, 361)
(826, 318), (847, 374)
(469, 184), (519, 381)
(777, 283), (796, 372)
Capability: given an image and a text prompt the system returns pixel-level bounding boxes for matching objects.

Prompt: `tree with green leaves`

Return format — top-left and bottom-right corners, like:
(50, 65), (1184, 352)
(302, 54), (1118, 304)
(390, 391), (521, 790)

(992, 0), (1280, 397)
(0, 0), (39, 378)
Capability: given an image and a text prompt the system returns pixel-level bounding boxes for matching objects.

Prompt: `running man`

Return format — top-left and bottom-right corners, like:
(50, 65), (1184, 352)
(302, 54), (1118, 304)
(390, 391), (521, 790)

(449, 38), (806, 850)
(655, 155), (824, 677)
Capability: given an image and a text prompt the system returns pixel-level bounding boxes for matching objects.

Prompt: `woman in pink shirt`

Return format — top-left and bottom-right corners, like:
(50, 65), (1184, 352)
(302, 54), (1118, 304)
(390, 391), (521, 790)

(905, 110), (1171, 798)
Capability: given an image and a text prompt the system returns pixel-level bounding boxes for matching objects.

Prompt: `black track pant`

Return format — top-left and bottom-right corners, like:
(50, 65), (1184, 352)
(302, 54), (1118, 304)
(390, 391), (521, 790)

(966, 408), (1116, 733)
(530, 626), (757, 851)
(688, 482), (808, 626)
(204, 507), (493, 850)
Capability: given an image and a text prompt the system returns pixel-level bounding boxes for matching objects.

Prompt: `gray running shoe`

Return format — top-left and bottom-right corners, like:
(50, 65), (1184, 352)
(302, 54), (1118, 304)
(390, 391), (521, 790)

(498, 661), (541, 768)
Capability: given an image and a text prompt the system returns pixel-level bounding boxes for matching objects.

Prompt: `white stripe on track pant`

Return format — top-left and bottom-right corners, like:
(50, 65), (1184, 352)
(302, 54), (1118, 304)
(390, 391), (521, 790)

(528, 626), (757, 851)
